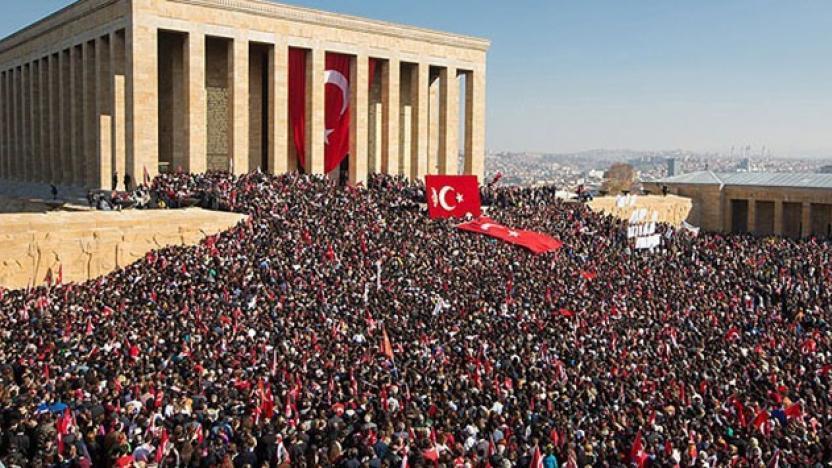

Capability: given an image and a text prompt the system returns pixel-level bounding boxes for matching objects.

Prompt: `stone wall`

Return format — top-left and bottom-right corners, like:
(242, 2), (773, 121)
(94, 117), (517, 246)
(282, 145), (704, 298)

(206, 37), (230, 171)
(0, 208), (245, 289)
(588, 195), (693, 227)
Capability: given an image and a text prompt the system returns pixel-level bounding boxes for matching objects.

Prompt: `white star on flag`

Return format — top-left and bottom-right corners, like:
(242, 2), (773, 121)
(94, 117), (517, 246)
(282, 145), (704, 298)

(456, 193), (464, 203)
(508, 230), (520, 237)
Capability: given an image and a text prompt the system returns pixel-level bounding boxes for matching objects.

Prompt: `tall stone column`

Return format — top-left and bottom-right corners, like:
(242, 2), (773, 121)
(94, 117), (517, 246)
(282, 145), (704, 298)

(1, 71), (6, 179)
(48, 54), (59, 185)
(747, 199), (756, 235)
(0, 71), (5, 180)
(127, 20), (158, 185)
(306, 47), (325, 174)
(268, 40), (288, 175)
(3, 69), (9, 180)
(230, 36), (249, 175)
(773, 200), (784, 236)
(801, 202), (811, 238)
(438, 66), (458, 175)
(6, 68), (12, 180)
(464, 67), (486, 180)
(0, 71), (6, 180)
(96, 35), (112, 190)
(428, 73), (439, 174)
(410, 62), (429, 180)
(9, 68), (16, 180)
(112, 31), (127, 185)
(16, 66), (24, 181)
(349, 53), (369, 186)
(400, 104), (411, 177)
(22, 63), (30, 182)
(7, 69), (13, 180)
(370, 101), (382, 174)
(31, 61), (41, 182)
(29, 62), (37, 182)
(39, 58), (50, 184)
(381, 58), (399, 176)
(70, 46), (83, 185)
(59, 51), (71, 185)
(185, 30), (206, 174)
(83, 41), (97, 188)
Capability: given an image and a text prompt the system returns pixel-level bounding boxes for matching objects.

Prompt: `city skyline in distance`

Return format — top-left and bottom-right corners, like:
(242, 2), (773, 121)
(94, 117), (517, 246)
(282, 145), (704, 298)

(3, 0), (829, 158)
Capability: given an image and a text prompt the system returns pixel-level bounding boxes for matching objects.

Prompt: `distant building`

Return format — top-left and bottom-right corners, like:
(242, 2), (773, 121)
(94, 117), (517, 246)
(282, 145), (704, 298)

(645, 171), (832, 238)
(818, 165), (832, 174)
(666, 158), (680, 177)
(739, 158), (752, 172)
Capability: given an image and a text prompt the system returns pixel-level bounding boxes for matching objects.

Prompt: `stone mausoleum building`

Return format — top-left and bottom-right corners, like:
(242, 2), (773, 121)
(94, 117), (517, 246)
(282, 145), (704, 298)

(0, 0), (489, 189)
(647, 171), (832, 239)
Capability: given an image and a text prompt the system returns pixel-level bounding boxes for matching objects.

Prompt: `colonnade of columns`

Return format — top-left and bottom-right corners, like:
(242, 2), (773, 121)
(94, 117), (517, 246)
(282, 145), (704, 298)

(0, 25), (485, 189)
(125, 27), (487, 187)
(728, 197), (830, 239)
(0, 28), (128, 190)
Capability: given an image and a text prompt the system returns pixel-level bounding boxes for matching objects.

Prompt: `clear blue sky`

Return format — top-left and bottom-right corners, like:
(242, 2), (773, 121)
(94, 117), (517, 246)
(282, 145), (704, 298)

(4, 1), (831, 156)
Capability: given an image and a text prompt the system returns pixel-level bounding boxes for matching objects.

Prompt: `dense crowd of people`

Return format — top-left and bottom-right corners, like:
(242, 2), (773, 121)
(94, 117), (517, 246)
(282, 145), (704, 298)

(1, 171), (831, 467)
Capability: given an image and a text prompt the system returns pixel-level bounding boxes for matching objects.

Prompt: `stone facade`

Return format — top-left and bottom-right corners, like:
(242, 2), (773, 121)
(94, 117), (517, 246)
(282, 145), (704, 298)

(0, 0), (489, 189)
(645, 175), (832, 238)
(0, 208), (245, 289)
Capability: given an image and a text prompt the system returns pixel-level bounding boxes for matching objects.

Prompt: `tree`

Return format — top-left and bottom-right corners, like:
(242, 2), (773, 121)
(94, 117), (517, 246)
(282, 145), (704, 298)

(602, 163), (636, 195)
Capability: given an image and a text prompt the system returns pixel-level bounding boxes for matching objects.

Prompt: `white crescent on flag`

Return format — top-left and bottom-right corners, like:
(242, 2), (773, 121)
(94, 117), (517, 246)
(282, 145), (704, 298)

(324, 70), (349, 116)
(438, 186), (457, 211)
(324, 69), (349, 145)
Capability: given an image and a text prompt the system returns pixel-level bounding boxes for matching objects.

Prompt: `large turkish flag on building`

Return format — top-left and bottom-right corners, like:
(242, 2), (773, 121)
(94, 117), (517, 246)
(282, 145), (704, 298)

(457, 217), (563, 254)
(288, 48), (307, 169)
(325, 53), (351, 173)
(425, 175), (481, 219)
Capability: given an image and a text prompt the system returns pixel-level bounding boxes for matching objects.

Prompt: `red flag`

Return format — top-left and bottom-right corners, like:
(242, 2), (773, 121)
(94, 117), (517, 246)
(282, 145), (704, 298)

(423, 440), (439, 466)
(751, 410), (770, 432)
(324, 52), (351, 173)
(784, 402), (802, 420)
(425, 175), (482, 219)
(457, 217), (563, 255)
(529, 446), (543, 468)
(289, 48), (308, 168)
(725, 326), (740, 342)
(558, 308), (575, 318)
(143, 165), (151, 186)
(579, 270), (596, 281)
(381, 327), (394, 360)
(630, 430), (648, 467)
(56, 408), (73, 454)
(56, 264), (63, 284)
(155, 428), (169, 463)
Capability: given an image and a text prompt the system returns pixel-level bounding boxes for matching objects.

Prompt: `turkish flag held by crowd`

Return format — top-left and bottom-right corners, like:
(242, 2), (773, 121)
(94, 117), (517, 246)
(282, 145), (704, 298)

(457, 217), (563, 254)
(425, 175), (482, 219)
(324, 53), (351, 173)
